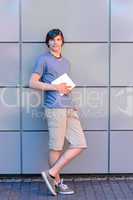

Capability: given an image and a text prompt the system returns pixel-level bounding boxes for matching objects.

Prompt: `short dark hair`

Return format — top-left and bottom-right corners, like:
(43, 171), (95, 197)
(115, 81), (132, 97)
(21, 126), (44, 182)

(45, 29), (64, 47)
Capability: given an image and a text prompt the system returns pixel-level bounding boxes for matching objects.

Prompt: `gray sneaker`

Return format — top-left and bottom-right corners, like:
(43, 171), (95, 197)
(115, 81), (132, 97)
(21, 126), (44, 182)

(41, 171), (57, 196)
(56, 179), (74, 195)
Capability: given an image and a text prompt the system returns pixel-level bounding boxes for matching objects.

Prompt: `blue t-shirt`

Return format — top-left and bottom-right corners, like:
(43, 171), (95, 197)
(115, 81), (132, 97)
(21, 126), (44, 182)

(32, 52), (75, 108)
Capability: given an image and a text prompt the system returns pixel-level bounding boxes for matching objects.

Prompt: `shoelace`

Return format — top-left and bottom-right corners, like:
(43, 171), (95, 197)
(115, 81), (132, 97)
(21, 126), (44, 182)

(59, 179), (68, 190)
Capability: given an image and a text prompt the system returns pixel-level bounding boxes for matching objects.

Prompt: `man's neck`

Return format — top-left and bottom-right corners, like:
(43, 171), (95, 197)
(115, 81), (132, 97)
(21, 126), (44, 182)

(50, 50), (62, 58)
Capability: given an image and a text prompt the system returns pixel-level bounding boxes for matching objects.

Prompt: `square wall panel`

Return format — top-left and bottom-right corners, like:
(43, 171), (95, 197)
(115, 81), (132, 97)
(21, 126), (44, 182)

(62, 131), (108, 173)
(22, 132), (49, 173)
(22, 43), (108, 86)
(0, 0), (19, 41)
(71, 88), (108, 130)
(22, 88), (48, 130)
(111, 0), (133, 41)
(111, 88), (133, 130)
(110, 131), (133, 173)
(111, 44), (133, 86)
(0, 132), (20, 174)
(0, 44), (19, 86)
(22, 87), (108, 131)
(22, 0), (108, 41)
(22, 43), (46, 86)
(63, 44), (108, 86)
(0, 88), (20, 130)
(22, 131), (108, 174)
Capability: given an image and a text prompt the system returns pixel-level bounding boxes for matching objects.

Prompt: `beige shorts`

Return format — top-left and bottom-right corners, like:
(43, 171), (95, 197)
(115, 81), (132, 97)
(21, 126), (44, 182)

(45, 108), (88, 151)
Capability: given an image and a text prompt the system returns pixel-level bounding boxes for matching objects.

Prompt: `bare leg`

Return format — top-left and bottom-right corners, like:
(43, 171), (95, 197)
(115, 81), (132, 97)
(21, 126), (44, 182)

(48, 150), (62, 184)
(49, 148), (84, 177)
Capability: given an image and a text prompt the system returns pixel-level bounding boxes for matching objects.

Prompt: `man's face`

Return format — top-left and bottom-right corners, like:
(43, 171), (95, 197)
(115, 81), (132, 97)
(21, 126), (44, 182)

(48, 35), (63, 53)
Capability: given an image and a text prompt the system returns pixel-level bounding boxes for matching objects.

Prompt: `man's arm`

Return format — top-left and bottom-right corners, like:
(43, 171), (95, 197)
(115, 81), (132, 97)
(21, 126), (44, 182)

(29, 73), (57, 91)
(29, 73), (71, 94)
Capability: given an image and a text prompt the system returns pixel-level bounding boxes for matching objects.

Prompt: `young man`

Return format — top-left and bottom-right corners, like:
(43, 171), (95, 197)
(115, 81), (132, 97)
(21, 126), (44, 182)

(29, 29), (87, 196)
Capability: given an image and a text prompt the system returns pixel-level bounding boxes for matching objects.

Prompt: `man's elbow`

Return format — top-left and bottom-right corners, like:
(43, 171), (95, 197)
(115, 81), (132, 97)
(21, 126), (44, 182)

(29, 78), (34, 88)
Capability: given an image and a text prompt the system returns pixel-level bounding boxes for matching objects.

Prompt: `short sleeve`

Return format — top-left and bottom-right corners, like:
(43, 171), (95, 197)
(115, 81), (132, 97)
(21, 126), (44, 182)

(32, 55), (45, 77)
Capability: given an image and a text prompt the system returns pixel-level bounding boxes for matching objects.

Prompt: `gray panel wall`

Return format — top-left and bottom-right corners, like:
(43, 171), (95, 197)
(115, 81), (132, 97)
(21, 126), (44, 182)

(0, 0), (132, 174)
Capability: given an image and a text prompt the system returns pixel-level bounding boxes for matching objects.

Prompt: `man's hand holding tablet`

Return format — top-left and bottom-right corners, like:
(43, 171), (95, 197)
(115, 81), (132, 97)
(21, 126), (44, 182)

(52, 73), (76, 96)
